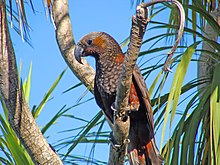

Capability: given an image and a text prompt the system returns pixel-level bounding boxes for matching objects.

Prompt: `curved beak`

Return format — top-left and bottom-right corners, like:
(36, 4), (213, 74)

(74, 45), (84, 64)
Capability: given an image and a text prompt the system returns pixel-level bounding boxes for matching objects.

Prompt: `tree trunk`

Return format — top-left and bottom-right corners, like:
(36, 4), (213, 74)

(52, 0), (95, 93)
(197, 4), (220, 165)
(0, 2), (62, 164)
(198, 6), (220, 93)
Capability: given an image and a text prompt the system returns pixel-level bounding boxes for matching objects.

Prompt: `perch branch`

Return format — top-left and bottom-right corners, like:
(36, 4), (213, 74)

(110, 1), (185, 164)
(109, 4), (149, 165)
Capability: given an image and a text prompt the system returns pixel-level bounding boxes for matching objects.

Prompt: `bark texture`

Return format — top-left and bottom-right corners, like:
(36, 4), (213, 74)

(0, 2), (62, 165)
(52, 0), (117, 131)
(52, 0), (95, 93)
(198, 6), (220, 93)
(109, 5), (149, 165)
(197, 4), (220, 165)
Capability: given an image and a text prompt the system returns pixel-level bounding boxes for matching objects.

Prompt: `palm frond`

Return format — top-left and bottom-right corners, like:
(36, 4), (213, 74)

(5, 0), (34, 42)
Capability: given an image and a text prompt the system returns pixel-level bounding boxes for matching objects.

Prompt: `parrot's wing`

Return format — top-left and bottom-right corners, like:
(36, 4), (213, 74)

(132, 65), (154, 132)
(129, 65), (163, 164)
(94, 80), (114, 128)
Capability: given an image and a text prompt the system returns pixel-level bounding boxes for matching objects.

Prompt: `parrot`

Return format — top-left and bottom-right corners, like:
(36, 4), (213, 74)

(74, 32), (163, 165)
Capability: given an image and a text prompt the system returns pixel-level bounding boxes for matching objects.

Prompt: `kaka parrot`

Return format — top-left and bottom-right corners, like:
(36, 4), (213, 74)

(74, 32), (163, 165)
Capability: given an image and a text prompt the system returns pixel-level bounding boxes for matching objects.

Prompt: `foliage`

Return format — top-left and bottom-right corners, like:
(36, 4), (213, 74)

(0, 64), (66, 164)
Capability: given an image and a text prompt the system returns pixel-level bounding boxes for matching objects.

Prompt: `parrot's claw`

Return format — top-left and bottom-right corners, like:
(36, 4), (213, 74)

(111, 103), (116, 112)
(109, 132), (130, 150)
(111, 103), (130, 122)
(124, 138), (130, 144)
(111, 102), (131, 112)
(109, 132), (121, 149)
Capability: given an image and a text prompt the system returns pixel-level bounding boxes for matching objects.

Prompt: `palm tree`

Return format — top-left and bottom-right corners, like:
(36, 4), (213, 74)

(0, 0), (219, 164)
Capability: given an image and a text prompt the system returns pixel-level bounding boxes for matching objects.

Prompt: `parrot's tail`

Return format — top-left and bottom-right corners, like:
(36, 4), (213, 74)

(128, 139), (163, 165)
(128, 118), (163, 165)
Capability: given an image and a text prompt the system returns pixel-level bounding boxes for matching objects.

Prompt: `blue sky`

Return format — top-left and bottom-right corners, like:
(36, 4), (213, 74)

(2, 0), (198, 164)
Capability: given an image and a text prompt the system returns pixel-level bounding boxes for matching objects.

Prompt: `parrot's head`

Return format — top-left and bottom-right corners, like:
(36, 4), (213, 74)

(74, 32), (123, 64)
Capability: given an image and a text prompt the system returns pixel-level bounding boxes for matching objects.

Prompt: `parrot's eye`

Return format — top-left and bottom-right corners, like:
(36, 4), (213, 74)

(87, 39), (93, 45)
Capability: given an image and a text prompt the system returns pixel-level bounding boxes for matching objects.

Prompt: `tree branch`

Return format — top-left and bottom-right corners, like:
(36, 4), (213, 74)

(143, 0), (185, 72)
(110, 1), (185, 164)
(52, 0), (95, 93)
(51, 0), (115, 138)
(115, 5), (149, 117)
(108, 4), (149, 165)
(0, 2), (62, 164)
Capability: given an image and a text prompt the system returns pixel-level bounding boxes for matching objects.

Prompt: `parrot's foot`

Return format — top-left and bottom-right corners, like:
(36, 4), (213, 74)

(111, 102), (131, 113)
(109, 132), (121, 149)
(111, 102), (131, 122)
(109, 132), (130, 151)
(111, 102), (117, 112)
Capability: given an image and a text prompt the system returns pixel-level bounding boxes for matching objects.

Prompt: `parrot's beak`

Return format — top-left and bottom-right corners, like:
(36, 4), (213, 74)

(74, 45), (84, 64)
